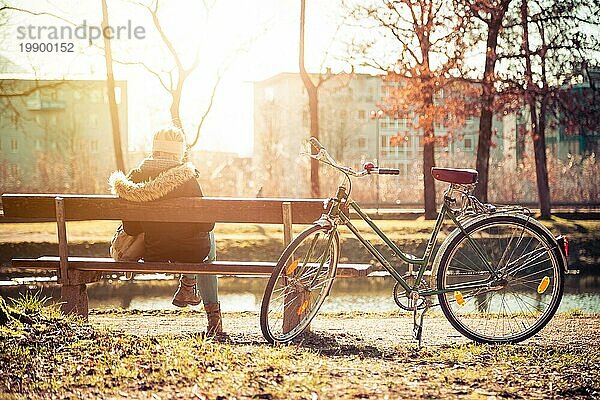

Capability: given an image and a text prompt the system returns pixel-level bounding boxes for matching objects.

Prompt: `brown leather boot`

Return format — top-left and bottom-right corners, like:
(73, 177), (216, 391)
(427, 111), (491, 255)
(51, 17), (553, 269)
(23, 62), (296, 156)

(204, 302), (223, 336)
(172, 276), (201, 307)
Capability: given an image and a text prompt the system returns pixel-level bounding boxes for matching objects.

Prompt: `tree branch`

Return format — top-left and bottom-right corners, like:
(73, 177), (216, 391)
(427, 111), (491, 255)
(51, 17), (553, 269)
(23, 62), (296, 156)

(189, 73), (221, 149)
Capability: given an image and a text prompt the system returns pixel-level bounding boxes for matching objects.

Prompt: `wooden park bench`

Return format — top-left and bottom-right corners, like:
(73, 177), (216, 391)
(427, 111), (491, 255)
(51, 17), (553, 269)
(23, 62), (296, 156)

(1, 194), (375, 322)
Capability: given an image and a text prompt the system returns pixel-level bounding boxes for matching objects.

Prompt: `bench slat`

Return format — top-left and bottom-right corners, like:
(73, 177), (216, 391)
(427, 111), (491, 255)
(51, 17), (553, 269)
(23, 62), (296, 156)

(10, 257), (374, 277)
(1, 195), (325, 224)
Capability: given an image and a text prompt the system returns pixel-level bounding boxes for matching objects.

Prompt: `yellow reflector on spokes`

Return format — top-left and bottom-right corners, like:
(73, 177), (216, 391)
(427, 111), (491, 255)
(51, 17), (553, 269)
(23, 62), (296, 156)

(454, 291), (465, 306)
(286, 260), (299, 275)
(537, 276), (550, 294)
(297, 299), (309, 315)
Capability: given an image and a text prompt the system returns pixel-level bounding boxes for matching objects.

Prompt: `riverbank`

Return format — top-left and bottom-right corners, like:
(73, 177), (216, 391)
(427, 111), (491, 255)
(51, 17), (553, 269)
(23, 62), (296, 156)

(1, 217), (599, 275)
(1, 306), (598, 399)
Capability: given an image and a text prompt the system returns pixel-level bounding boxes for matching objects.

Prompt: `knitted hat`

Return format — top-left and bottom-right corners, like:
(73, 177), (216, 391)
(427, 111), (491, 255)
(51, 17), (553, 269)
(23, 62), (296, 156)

(152, 127), (186, 160)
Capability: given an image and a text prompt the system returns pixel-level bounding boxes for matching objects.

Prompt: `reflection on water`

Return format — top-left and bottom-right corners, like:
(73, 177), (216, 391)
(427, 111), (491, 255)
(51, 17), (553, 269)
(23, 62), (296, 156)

(1, 274), (599, 313)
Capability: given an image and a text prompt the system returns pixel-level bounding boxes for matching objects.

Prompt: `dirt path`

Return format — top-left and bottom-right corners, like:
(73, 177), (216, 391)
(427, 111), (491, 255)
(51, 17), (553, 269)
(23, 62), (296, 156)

(90, 310), (600, 350)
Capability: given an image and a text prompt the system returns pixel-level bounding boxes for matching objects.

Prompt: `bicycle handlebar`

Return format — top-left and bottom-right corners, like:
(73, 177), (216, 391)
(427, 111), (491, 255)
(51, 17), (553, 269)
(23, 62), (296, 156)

(305, 137), (400, 177)
(378, 168), (400, 175)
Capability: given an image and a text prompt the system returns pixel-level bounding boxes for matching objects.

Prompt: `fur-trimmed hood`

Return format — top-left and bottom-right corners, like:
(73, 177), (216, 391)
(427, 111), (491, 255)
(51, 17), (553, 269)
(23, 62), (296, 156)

(109, 162), (197, 202)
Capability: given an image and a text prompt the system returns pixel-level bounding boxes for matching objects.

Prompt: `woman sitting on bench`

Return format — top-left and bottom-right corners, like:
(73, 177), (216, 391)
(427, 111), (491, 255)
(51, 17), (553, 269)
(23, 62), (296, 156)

(109, 127), (222, 336)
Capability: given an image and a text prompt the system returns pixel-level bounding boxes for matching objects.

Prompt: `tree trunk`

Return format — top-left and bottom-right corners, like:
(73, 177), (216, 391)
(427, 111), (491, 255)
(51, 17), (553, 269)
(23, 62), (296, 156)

(170, 94), (182, 129)
(101, 0), (125, 172)
(170, 78), (184, 129)
(307, 85), (320, 198)
(534, 99), (551, 218)
(299, 0), (320, 198)
(423, 139), (436, 219)
(474, 20), (503, 203)
(423, 89), (436, 219)
(521, 0), (551, 218)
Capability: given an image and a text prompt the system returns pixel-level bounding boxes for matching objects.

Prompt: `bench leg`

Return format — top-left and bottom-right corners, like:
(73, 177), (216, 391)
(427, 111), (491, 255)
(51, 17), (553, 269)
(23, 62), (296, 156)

(60, 284), (89, 320)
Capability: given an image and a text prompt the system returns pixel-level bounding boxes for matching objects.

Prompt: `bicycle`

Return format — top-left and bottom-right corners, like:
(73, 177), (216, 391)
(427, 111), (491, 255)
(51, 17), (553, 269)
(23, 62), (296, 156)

(260, 137), (569, 345)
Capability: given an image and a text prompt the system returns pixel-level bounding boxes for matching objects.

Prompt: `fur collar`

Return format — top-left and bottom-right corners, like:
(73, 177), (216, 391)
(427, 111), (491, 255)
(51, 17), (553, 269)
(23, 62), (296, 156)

(109, 163), (197, 202)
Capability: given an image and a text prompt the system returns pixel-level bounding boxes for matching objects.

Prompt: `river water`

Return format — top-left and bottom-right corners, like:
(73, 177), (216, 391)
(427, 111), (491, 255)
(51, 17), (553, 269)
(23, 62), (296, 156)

(1, 274), (599, 314)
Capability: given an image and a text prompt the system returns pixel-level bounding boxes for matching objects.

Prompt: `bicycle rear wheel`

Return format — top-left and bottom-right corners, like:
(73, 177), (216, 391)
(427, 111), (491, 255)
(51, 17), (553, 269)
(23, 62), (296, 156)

(437, 215), (564, 344)
(260, 224), (339, 344)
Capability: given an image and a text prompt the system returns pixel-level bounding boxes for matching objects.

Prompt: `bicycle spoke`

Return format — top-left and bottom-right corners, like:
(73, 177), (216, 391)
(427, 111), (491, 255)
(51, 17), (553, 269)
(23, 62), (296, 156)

(262, 226), (339, 343)
(438, 217), (563, 343)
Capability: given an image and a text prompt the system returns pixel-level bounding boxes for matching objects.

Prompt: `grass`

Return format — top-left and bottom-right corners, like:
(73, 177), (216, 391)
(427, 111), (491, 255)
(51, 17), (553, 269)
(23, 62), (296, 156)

(1, 298), (599, 399)
(0, 217), (598, 244)
(2, 216), (598, 269)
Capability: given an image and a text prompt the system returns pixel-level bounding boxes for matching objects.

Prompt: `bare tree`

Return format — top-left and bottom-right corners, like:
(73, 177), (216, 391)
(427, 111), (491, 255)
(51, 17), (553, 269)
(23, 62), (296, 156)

(101, 0), (125, 171)
(0, 3), (128, 174)
(497, 0), (599, 218)
(114, 0), (221, 149)
(459, 0), (513, 203)
(299, 0), (325, 198)
(349, 0), (471, 218)
(0, 5), (72, 126)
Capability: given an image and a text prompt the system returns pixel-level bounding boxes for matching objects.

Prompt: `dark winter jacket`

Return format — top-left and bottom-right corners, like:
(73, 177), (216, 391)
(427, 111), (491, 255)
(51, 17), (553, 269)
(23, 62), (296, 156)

(109, 161), (215, 263)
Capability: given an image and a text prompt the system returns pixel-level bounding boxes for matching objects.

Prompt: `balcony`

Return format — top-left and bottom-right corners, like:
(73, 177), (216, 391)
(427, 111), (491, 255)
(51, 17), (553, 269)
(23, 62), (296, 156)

(26, 99), (66, 110)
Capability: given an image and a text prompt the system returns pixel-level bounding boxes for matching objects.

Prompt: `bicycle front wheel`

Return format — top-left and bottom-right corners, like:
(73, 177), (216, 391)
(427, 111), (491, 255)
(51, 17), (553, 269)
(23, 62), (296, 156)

(437, 215), (564, 344)
(260, 224), (339, 344)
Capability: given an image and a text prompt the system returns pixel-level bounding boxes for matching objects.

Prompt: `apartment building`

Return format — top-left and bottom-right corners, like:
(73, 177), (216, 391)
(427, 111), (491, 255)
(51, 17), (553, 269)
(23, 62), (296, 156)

(0, 79), (128, 193)
(253, 72), (510, 197)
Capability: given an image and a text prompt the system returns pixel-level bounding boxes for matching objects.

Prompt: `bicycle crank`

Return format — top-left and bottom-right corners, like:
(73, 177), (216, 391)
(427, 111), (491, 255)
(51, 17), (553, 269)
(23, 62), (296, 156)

(393, 273), (430, 311)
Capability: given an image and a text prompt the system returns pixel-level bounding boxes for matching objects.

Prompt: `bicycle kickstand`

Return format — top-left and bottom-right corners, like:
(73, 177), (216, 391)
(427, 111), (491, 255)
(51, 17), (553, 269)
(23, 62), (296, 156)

(411, 294), (431, 348)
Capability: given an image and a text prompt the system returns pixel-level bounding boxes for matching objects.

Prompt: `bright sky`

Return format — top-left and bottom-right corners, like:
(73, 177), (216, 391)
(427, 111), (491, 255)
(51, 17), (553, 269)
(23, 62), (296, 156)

(1, 0), (347, 155)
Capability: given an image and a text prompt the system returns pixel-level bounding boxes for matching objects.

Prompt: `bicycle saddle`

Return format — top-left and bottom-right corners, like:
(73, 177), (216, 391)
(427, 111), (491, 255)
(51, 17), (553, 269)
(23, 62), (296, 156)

(431, 167), (478, 184)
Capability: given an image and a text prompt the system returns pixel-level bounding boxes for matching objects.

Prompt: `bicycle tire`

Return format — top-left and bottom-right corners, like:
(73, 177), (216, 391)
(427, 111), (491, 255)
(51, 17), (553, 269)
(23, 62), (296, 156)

(436, 214), (564, 344)
(260, 224), (339, 344)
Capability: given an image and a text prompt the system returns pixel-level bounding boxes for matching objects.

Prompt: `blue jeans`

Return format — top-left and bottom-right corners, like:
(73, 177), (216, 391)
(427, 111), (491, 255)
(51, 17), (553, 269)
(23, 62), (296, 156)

(184, 231), (218, 304)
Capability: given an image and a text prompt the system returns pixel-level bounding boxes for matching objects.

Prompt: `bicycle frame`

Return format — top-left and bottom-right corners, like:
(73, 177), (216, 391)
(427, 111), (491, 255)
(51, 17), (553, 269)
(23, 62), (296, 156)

(324, 185), (497, 297)
(261, 138), (565, 345)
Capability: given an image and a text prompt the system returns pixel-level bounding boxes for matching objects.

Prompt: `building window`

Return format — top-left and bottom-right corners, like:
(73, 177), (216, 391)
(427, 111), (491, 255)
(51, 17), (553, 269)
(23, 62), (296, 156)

(89, 113), (99, 128)
(264, 87), (274, 102)
(73, 90), (81, 100)
(10, 138), (18, 153)
(35, 139), (42, 150)
(91, 140), (98, 153)
(358, 137), (367, 149)
(90, 89), (102, 103)
(10, 164), (18, 176)
(381, 135), (389, 148)
(358, 110), (365, 120)
(464, 138), (472, 150)
(49, 115), (57, 125)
